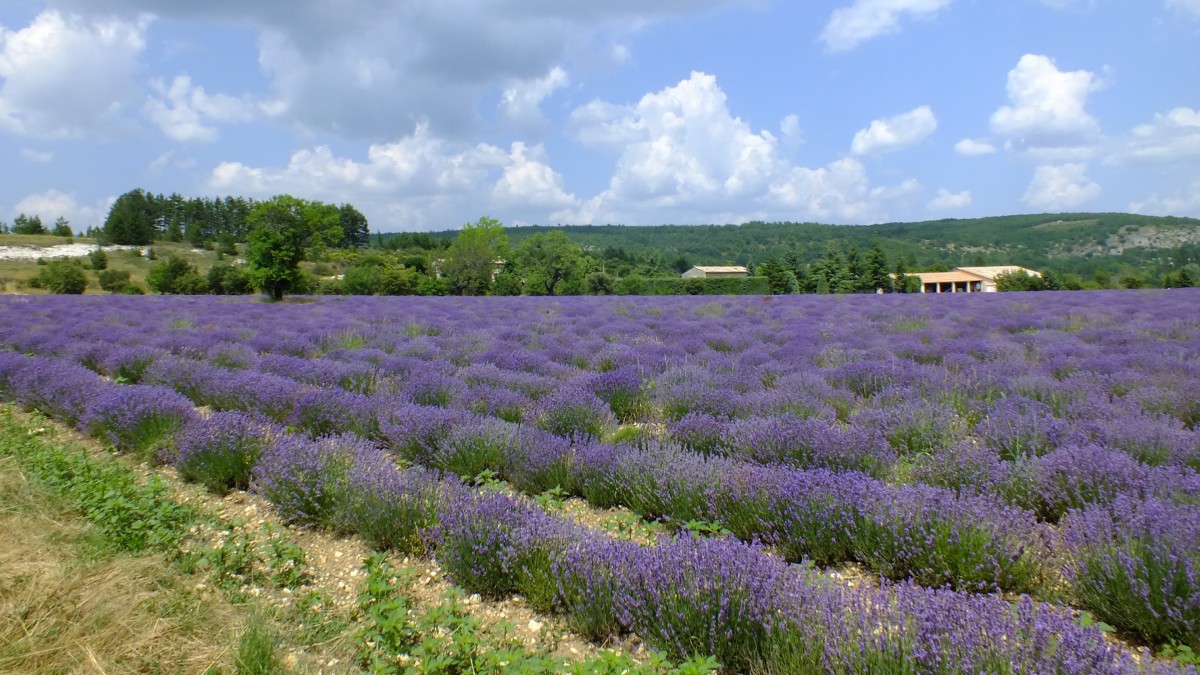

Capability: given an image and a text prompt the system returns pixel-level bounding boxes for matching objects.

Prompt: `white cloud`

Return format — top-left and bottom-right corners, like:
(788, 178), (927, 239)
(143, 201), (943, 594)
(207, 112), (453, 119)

(51, 0), (742, 140)
(990, 54), (1103, 151)
(208, 124), (577, 230)
(871, 178), (922, 201)
(491, 142), (578, 210)
(561, 72), (890, 225)
(1130, 177), (1200, 216)
(21, 148), (53, 163)
(851, 105), (938, 156)
(955, 138), (997, 156)
(12, 189), (110, 229)
(1109, 107), (1200, 165)
(821, 0), (954, 52)
(928, 188), (971, 210)
(1022, 163), (1101, 210)
(499, 66), (569, 136)
(0, 10), (146, 138)
(1166, 0), (1200, 19)
(144, 74), (261, 143)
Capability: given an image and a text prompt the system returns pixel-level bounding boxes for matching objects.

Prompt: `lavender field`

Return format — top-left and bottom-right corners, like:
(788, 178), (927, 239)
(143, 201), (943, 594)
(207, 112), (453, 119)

(1, 290), (1198, 673)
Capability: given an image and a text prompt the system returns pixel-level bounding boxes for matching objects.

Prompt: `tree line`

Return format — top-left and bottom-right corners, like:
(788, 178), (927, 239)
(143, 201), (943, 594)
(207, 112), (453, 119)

(7, 188), (1197, 297)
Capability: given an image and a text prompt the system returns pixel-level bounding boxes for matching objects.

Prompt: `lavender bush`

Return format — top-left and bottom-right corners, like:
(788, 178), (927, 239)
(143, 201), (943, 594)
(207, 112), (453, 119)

(77, 384), (199, 459)
(1062, 496), (1200, 648)
(170, 412), (284, 494)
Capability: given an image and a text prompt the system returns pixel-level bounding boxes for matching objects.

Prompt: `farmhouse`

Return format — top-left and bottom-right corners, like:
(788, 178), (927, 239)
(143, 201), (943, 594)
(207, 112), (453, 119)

(681, 265), (749, 279)
(909, 266), (1042, 294)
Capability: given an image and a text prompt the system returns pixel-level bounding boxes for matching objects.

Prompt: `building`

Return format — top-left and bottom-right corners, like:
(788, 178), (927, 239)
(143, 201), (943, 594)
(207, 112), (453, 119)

(681, 265), (749, 279)
(909, 266), (1042, 294)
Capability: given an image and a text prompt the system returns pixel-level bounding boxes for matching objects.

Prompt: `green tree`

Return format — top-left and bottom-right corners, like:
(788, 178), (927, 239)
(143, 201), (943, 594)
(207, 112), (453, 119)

(379, 266), (420, 295)
(338, 204), (370, 248)
(31, 260), (87, 294)
(103, 189), (155, 245)
(513, 230), (587, 295)
(758, 258), (794, 295)
(88, 249), (108, 271)
(442, 216), (509, 296)
(147, 256), (207, 294)
(585, 271), (616, 295)
(51, 217), (73, 238)
(97, 269), (142, 294)
(11, 213), (47, 235)
(245, 195), (342, 300)
(206, 264), (255, 295)
(864, 243), (892, 293)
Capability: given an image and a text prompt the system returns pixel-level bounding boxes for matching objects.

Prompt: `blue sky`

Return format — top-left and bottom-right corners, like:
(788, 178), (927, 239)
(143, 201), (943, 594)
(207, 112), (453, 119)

(1, 0), (1198, 233)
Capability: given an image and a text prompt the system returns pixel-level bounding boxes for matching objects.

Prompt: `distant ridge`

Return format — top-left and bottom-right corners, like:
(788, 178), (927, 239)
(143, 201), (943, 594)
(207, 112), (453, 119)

(401, 212), (1200, 273)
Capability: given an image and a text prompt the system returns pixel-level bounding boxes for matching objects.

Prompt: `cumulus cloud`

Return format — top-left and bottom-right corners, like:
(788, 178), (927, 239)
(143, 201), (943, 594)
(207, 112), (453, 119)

(560, 72), (897, 225)
(50, 0), (742, 140)
(12, 189), (110, 229)
(207, 124), (578, 230)
(1022, 163), (1101, 210)
(955, 138), (997, 156)
(821, 0), (954, 52)
(144, 74), (262, 142)
(1130, 177), (1200, 216)
(851, 105), (938, 156)
(0, 10), (146, 138)
(1109, 107), (1200, 165)
(499, 66), (569, 137)
(928, 188), (972, 210)
(990, 54), (1103, 151)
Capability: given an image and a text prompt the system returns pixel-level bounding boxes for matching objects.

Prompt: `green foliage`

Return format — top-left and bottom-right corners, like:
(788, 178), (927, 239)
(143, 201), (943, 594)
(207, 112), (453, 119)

(339, 203), (371, 248)
(246, 195), (343, 300)
(103, 189), (156, 245)
(11, 213), (47, 235)
(513, 230), (589, 295)
(31, 259), (88, 294)
(87, 248), (108, 270)
(206, 263), (256, 295)
(51, 216), (73, 238)
(0, 411), (198, 555)
(994, 269), (1058, 292)
(234, 611), (285, 675)
(442, 216), (510, 296)
(585, 271), (616, 295)
(147, 255), (208, 294)
(638, 276), (770, 295)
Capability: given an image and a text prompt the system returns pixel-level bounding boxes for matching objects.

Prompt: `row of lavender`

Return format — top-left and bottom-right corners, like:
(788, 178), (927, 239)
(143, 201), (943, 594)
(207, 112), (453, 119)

(0, 348), (1188, 674)
(0, 293), (1198, 644)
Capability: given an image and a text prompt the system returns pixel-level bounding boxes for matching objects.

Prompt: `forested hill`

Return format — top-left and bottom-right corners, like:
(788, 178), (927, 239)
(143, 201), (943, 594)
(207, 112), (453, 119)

(415, 212), (1200, 274)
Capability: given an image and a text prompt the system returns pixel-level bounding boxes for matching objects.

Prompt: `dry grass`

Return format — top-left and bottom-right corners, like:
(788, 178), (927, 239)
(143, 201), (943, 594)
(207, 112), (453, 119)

(0, 456), (244, 674)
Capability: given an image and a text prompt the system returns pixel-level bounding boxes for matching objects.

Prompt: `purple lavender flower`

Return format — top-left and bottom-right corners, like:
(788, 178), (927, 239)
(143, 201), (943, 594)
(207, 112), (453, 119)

(77, 384), (199, 459)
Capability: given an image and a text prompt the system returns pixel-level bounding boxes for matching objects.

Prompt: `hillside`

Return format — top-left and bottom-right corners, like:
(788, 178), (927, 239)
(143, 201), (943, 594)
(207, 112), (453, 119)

(409, 212), (1200, 277)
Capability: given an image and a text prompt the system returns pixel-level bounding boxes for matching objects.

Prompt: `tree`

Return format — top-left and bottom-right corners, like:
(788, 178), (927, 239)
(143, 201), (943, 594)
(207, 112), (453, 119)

(585, 271), (616, 295)
(51, 217), (73, 238)
(758, 258), (794, 295)
(513, 231), (587, 295)
(147, 256), (207, 294)
(98, 269), (142, 294)
(245, 195), (342, 300)
(442, 216), (509, 296)
(103, 189), (155, 245)
(206, 264), (255, 295)
(864, 243), (892, 293)
(11, 213), (47, 235)
(338, 204), (370, 248)
(31, 260), (87, 294)
(88, 249), (108, 270)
